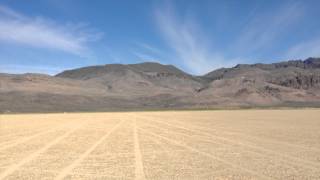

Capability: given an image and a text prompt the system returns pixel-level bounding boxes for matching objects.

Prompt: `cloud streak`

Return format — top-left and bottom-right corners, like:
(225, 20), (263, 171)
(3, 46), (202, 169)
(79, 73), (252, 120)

(135, 42), (163, 55)
(0, 64), (63, 75)
(131, 51), (158, 62)
(0, 5), (101, 56)
(286, 37), (320, 59)
(154, 4), (239, 75)
(232, 2), (304, 56)
(154, 2), (306, 74)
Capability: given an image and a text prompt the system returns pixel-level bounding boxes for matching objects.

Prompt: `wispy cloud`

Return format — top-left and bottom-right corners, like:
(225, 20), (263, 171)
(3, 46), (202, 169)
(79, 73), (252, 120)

(154, 4), (237, 75)
(131, 51), (159, 62)
(232, 2), (304, 56)
(154, 2), (307, 74)
(0, 64), (63, 75)
(135, 42), (163, 55)
(131, 42), (164, 63)
(0, 5), (102, 56)
(286, 37), (320, 59)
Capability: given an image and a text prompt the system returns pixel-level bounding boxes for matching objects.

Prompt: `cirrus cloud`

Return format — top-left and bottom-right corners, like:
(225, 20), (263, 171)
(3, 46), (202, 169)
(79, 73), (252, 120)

(154, 4), (241, 75)
(0, 5), (102, 56)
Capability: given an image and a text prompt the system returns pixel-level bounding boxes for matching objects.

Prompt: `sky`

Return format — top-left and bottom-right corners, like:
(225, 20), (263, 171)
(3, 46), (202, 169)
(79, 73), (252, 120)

(0, 0), (320, 75)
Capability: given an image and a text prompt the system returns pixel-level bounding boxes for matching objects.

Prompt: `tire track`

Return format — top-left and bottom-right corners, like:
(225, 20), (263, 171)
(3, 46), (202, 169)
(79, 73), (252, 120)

(0, 120), (87, 180)
(0, 120), (78, 152)
(0, 129), (43, 140)
(54, 120), (124, 180)
(153, 115), (320, 152)
(143, 135), (171, 155)
(134, 118), (146, 180)
(140, 120), (320, 177)
(0, 120), (62, 140)
(0, 130), (55, 150)
(139, 128), (272, 180)
(139, 116), (320, 170)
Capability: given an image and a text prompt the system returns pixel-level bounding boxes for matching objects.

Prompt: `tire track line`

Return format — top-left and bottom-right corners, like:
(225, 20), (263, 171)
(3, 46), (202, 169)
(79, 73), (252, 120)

(0, 129), (43, 140)
(0, 120), (87, 180)
(144, 135), (171, 155)
(167, 116), (320, 157)
(140, 121), (320, 175)
(159, 115), (320, 152)
(0, 121), (62, 140)
(54, 120), (124, 180)
(139, 128), (272, 180)
(0, 129), (54, 147)
(0, 120), (78, 151)
(133, 118), (146, 180)
(140, 116), (320, 170)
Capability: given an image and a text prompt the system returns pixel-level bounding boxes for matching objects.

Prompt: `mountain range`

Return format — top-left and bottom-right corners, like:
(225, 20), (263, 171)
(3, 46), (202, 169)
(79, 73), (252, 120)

(1, 57), (320, 112)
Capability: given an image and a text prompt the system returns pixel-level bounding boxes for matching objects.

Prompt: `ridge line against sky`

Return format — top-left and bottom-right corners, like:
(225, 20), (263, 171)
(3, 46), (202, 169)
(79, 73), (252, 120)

(0, 0), (320, 75)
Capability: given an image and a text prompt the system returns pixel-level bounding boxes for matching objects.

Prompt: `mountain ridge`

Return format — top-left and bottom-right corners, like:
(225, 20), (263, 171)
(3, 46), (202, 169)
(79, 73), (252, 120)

(1, 58), (320, 112)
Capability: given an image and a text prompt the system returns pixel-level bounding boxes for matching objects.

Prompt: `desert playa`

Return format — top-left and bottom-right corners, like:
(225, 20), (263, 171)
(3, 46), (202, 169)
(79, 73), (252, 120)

(0, 109), (320, 179)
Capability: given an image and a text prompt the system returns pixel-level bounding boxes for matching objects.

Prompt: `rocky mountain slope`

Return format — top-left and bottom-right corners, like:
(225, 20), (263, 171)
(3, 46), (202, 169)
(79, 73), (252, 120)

(1, 58), (320, 112)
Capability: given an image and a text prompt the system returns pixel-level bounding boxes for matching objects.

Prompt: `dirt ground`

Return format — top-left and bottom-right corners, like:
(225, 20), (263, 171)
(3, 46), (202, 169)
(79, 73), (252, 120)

(0, 109), (320, 179)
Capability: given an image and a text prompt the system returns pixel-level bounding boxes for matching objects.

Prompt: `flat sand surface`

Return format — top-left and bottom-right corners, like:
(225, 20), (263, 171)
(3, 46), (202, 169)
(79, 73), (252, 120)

(0, 109), (320, 179)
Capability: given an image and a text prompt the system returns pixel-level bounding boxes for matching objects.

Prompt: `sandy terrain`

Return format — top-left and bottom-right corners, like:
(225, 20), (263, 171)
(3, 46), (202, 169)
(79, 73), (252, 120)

(0, 110), (320, 179)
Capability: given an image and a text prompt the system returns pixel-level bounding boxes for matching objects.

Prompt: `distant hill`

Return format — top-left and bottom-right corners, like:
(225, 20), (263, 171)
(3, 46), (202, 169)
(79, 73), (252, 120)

(1, 58), (320, 112)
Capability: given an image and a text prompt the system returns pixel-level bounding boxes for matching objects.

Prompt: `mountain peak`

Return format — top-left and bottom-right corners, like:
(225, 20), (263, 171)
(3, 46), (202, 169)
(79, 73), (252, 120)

(55, 62), (191, 80)
(128, 62), (188, 76)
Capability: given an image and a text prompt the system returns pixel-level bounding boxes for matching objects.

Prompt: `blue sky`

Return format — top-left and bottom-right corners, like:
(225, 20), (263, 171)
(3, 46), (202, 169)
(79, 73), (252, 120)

(0, 0), (320, 75)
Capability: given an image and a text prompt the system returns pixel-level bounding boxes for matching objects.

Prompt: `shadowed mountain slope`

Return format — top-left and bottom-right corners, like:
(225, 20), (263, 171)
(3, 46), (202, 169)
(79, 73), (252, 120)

(205, 58), (320, 89)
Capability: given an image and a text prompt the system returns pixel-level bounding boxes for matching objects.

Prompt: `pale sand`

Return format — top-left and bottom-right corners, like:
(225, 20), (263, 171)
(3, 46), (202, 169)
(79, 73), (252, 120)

(0, 110), (320, 179)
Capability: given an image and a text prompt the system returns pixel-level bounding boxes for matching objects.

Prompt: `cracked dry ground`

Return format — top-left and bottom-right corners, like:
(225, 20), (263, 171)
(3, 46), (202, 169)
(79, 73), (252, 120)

(0, 110), (320, 180)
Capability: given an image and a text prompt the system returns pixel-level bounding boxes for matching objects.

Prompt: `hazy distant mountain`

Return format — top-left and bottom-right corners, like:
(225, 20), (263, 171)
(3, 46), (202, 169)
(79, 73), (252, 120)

(1, 58), (320, 112)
